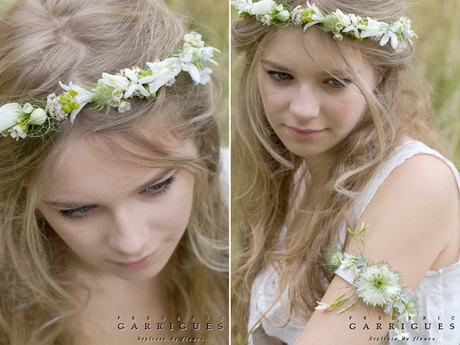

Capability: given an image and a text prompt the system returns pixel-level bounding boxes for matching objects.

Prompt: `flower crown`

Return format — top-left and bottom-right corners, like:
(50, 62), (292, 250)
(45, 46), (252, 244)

(0, 32), (218, 140)
(232, 0), (417, 51)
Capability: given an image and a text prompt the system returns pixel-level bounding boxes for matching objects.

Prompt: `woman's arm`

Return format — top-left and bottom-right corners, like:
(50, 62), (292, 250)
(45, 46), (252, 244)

(294, 154), (460, 345)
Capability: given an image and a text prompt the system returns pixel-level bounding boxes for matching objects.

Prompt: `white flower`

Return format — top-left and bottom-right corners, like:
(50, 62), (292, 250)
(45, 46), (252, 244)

(198, 46), (215, 62)
(250, 0), (276, 16)
(379, 22), (399, 50)
(112, 89), (123, 101)
(358, 18), (385, 39)
(197, 67), (212, 85)
(342, 13), (361, 38)
(99, 73), (130, 91)
(354, 263), (401, 308)
(315, 302), (330, 311)
(231, 0), (253, 15)
(146, 58), (182, 94)
(121, 68), (154, 98)
(306, 1), (326, 22)
(291, 5), (304, 26)
(59, 82), (96, 123)
(394, 327), (410, 340)
(29, 108), (48, 125)
(8, 124), (27, 140)
(184, 32), (204, 48)
(46, 94), (67, 121)
(118, 101), (131, 113)
(333, 9), (351, 28)
(260, 14), (272, 25)
(0, 103), (22, 132)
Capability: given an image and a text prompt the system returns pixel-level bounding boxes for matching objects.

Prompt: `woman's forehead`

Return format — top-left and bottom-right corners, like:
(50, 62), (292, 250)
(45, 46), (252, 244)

(40, 133), (195, 184)
(260, 27), (366, 73)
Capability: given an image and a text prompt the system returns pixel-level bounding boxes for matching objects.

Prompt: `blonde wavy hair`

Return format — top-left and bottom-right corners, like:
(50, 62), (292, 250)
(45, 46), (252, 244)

(0, 0), (228, 344)
(232, 0), (440, 341)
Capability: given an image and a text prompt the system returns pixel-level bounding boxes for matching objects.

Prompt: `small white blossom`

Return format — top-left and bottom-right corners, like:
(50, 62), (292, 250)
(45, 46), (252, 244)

(198, 46), (215, 62)
(111, 89), (124, 103)
(122, 68), (154, 98)
(46, 94), (67, 121)
(184, 32), (204, 48)
(315, 302), (330, 311)
(230, 0), (253, 15)
(260, 14), (272, 25)
(394, 327), (410, 340)
(8, 124), (27, 140)
(291, 5), (304, 26)
(118, 101), (131, 113)
(342, 13), (361, 38)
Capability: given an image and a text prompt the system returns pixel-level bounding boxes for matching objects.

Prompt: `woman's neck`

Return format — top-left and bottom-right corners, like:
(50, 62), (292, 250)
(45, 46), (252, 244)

(69, 263), (170, 345)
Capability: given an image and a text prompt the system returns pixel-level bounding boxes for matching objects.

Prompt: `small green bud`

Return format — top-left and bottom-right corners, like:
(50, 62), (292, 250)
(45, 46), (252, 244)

(68, 90), (78, 97)
(63, 104), (72, 114)
(60, 94), (71, 103)
(69, 100), (80, 109)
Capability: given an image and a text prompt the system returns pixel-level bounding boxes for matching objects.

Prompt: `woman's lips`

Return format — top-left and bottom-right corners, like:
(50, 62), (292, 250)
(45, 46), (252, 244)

(286, 126), (324, 139)
(112, 252), (156, 270)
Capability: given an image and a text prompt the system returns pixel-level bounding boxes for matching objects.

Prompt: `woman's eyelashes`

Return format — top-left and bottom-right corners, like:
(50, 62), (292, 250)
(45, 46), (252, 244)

(59, 206), (95, 219)
(58, 174), (177, 219)
(267, 70), (351, 89)
(141, 174), (177, 197)
(325, 77), (351, 89)
(267, 70), (292, 82)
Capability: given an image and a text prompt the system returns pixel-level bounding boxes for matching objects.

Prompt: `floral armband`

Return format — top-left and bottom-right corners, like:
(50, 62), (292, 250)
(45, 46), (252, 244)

(315, 224), (417, 340)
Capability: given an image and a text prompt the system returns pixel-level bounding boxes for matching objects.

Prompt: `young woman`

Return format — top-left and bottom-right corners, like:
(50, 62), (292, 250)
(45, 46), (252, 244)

(0, 0), (228, 344)
(232, 0), (459, 344)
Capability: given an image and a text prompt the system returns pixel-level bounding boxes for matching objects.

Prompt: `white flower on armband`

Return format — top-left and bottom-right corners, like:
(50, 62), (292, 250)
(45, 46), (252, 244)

(316, 223), (418, 339)
(354, 263), (401, 308)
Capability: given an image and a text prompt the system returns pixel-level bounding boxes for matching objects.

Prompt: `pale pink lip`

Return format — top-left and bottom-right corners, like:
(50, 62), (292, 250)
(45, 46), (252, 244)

(112, 252), (156, 270)
(286, 126), (324, 139)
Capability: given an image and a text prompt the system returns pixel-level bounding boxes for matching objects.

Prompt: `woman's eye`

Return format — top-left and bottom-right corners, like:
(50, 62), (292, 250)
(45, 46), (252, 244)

(143, 175), (177, 196)
(326, 78), (351, 89)
(59, 206), (94, 219)
(268, 71), (292, 82)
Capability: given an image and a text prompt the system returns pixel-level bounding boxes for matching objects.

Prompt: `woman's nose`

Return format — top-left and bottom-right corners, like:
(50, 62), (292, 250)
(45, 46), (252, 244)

(108, 207), (149, 256)
(289, 83), (320, 121)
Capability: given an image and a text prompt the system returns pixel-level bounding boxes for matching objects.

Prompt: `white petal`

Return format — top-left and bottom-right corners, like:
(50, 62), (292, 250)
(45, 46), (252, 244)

(0, 103), (22, 131)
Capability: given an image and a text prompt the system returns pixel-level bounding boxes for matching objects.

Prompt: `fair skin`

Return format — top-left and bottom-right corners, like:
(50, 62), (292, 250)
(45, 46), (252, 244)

(38, 135), (197, 345)
(258, 28), (375, 185)
(258, 28), (460, 344)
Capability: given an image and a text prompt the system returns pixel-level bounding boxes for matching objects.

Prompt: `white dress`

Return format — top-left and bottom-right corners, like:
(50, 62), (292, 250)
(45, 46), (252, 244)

(248, 141), (460, 345)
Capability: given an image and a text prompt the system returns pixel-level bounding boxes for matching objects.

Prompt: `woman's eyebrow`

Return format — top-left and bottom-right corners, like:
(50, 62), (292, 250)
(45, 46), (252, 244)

(43, 169), (175, 209)
(260, 59), (292, 72)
